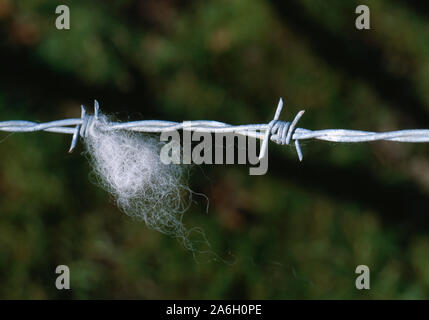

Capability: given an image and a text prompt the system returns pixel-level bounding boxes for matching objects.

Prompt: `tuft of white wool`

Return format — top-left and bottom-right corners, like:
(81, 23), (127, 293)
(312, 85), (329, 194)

(84, 114), (191, 244)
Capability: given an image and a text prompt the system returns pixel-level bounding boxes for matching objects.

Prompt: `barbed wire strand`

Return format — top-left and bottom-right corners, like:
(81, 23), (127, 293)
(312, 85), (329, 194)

(2, 98), (429, 161)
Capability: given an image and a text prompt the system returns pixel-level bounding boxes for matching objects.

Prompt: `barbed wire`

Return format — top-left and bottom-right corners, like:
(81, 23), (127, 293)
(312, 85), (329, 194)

(1, 98), (429, 161)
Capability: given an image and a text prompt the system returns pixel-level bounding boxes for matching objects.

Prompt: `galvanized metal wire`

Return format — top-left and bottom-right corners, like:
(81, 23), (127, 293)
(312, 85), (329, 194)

(1, 98), (429, 161)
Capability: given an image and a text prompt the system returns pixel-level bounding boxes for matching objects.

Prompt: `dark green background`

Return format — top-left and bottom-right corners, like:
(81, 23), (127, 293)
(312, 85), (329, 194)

(0, 0), (429, 299)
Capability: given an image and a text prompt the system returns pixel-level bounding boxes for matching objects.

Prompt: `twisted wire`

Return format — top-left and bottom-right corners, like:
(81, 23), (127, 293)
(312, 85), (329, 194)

(2, 98), (429, 161)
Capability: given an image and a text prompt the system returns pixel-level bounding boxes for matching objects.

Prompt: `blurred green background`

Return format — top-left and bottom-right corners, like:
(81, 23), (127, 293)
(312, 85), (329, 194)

(1, 0), (429, 299)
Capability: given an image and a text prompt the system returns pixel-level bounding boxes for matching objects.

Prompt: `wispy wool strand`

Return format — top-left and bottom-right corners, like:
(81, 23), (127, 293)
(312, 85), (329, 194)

(85, 113), (191, 243)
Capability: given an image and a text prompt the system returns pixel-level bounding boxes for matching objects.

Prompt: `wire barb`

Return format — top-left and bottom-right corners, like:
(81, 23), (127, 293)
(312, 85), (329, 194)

(258, 98), (305, 161)
(68, 100), (98, 153)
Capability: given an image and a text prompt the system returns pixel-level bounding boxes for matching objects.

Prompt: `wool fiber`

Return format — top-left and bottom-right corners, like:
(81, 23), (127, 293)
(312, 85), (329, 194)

(84, 115), (191, 244)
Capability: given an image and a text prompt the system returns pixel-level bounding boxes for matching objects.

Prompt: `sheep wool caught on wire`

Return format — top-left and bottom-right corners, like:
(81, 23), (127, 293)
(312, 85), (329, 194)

(2, 98), (429, 244)
(85, 112), (192, 245)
